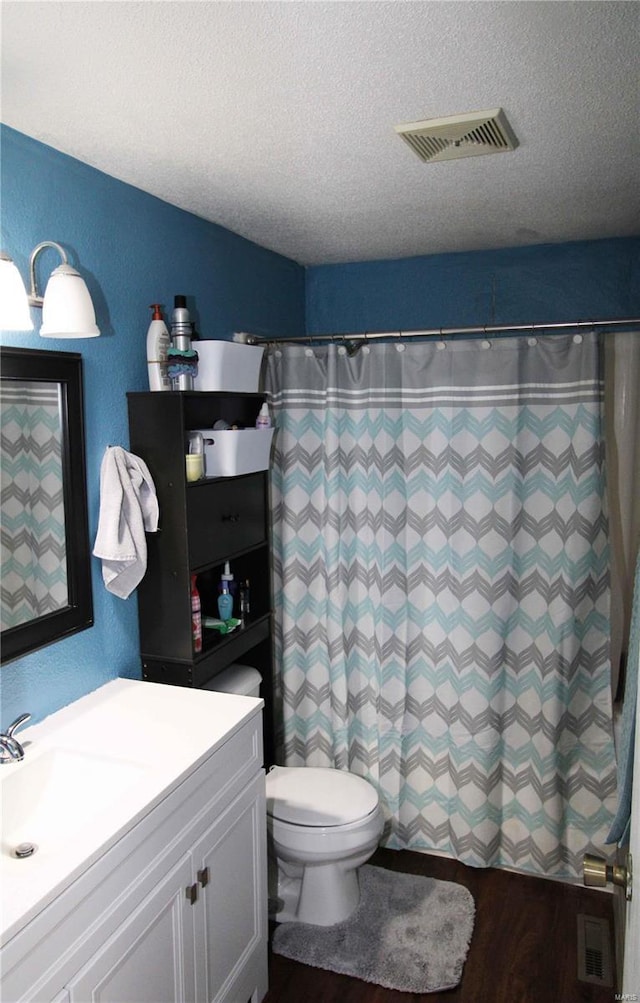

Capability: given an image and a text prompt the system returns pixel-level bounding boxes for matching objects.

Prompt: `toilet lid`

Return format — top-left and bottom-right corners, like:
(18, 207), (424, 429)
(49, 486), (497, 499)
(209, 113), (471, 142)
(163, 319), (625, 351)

(266, 766), (378, 826)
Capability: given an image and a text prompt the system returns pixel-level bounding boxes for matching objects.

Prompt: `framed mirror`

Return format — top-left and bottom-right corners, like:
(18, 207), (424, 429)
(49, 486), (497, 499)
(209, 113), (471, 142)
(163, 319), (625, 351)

(1, 346), (93, 663)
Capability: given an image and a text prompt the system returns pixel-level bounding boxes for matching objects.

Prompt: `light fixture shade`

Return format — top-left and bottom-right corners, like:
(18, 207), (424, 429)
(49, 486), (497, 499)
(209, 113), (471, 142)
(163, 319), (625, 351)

(40, 263), (100, 338)
(0, 253), (34, 331)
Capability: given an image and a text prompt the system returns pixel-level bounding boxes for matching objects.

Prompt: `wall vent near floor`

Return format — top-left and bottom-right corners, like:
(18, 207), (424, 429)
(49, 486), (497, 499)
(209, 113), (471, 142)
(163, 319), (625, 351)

(577, 914), (614, 986)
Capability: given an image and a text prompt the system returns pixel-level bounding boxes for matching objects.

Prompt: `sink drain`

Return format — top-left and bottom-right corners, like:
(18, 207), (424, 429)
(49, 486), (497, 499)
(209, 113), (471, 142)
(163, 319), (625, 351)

(13, 842), (37, 858)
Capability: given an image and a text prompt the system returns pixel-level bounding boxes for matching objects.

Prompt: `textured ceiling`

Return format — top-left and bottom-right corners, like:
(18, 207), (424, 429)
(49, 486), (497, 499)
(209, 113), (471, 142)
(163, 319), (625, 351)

(2, 1), (639, 266)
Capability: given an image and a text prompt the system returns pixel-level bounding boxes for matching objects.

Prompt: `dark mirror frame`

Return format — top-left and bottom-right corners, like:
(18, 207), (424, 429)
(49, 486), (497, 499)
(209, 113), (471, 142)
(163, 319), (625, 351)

(1, 345), (93, 664)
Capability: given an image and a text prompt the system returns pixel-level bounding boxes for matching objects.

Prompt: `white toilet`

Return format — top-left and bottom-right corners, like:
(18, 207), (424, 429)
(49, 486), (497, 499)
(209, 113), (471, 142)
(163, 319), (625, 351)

(265, 765), (384, 926)
(206, 664), (384, 927)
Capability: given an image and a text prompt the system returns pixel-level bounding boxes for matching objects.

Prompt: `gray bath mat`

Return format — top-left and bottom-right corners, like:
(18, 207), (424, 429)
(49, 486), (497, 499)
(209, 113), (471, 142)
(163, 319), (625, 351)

(272, 863), (475, 993)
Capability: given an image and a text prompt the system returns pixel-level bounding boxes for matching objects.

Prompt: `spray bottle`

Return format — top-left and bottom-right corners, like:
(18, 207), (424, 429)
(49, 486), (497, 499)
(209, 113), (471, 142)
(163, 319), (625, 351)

(169, 295), (196, 390)
(146, 304), (170, 391)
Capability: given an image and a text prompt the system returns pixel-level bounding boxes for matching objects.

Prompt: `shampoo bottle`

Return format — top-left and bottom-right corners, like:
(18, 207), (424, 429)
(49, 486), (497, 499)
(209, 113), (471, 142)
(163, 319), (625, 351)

(146, 304), (170, 391)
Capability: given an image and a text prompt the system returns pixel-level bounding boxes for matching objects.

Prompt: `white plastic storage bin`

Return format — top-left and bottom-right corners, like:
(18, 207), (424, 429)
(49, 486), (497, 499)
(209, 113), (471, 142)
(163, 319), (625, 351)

(204, 664), (262, 697)
(197, 427), (274, 478)
(193, 341), (265, 393)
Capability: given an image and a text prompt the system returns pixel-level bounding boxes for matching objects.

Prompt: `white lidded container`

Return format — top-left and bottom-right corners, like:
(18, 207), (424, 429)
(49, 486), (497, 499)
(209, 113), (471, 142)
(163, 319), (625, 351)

(193, 341), (265, 393)
(204, 664), (262, 698)
(196, 427), (274, 478)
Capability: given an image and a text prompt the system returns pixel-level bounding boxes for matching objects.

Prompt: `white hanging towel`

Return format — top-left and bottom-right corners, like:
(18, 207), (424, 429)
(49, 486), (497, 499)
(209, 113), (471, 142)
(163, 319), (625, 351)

(93, 446), (159, 599)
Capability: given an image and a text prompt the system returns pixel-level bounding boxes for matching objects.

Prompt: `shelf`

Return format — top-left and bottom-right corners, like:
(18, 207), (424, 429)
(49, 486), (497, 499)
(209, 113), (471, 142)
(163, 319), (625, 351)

(142, 615), (271, 689)
(128, 390), (274, 759)
(199, 613), (271, 657)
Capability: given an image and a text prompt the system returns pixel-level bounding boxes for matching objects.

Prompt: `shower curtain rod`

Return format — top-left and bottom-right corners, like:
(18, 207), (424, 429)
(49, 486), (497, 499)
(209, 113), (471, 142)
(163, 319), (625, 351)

(234, 316), (640, 347)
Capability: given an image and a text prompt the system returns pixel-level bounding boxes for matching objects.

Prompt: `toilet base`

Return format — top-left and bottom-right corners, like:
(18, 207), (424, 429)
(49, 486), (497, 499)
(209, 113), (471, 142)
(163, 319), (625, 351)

(271, 858), (361, 926)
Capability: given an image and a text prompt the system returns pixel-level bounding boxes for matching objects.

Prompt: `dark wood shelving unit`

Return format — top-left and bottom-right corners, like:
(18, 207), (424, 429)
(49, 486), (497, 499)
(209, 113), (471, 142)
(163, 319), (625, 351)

(127, 390), (275, 763)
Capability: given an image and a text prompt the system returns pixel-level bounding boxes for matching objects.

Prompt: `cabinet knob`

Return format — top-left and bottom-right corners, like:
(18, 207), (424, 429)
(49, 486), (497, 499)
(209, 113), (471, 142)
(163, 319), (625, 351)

(198, 867), (210, 888)
(221, 513), (240, 523)
(186, 883), (199, 904)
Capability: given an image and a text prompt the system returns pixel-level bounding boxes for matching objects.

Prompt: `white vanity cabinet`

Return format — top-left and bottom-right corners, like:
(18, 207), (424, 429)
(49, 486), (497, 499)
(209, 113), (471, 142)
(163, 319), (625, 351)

(1, 695), (268, 1003)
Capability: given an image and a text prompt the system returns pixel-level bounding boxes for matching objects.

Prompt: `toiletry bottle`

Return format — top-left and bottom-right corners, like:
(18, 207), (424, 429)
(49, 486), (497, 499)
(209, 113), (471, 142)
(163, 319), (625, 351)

(256, 402), (271, 428)
(239, 578), (251, 625)
(219, 561), (236, 610)
(217, 581), (233, 621)
(239, 581), (246, 626)
(171, 295), (193, 391)
(191, 574), (202, 653)
(146, 304), (170, 391)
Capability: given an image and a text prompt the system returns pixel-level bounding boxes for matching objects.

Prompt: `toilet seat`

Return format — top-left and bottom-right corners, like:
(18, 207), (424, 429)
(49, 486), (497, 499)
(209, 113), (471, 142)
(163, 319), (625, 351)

(266, 766), (378, 827)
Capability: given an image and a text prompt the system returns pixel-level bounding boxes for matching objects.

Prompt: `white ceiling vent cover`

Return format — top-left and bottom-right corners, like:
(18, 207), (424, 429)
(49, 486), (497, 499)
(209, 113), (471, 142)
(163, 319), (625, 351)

(395, 108), (518, 163)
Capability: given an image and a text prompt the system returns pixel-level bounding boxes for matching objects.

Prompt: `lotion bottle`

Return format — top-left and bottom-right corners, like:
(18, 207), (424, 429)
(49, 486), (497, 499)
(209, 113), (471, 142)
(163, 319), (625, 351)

(146, 304), (170, 391)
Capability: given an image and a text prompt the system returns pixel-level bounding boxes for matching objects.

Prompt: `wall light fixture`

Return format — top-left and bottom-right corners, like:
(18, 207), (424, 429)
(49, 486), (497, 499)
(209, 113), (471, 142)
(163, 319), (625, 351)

(0, 242), (100, 338)
(0, 252), (33, 331)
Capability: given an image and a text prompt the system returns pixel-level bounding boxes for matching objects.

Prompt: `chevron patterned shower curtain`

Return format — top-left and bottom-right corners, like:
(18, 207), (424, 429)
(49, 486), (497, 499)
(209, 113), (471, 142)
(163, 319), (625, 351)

(265, 332), (617, 879)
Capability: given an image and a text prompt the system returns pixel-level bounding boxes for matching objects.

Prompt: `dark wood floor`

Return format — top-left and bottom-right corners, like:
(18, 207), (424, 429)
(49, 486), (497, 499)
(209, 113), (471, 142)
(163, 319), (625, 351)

(265, 847), (615, 1003)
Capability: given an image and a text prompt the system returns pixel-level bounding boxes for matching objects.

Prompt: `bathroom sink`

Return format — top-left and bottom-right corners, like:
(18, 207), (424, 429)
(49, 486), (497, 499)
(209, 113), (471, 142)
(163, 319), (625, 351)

(1, 747), (148, 858)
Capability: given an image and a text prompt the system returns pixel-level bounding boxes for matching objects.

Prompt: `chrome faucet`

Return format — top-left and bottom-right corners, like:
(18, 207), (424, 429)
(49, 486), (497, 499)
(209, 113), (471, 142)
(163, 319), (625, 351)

(0, 713), (31, 763)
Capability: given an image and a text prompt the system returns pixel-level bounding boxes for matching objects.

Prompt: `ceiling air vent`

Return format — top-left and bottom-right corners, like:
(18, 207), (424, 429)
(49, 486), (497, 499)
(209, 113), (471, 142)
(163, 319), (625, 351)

(395, 108), (518, 163)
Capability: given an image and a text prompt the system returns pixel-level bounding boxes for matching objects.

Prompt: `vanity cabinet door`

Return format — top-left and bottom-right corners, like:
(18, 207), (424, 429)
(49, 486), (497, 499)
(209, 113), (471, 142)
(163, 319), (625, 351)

(67, 855), (195, 1003)
(193, 771), (268, 1003)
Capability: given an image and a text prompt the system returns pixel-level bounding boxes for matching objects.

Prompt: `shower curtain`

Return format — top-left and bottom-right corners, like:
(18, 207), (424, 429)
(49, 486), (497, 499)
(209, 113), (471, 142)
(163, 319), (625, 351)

(605, 331), (640, 702)
(265, 332), (617, 879)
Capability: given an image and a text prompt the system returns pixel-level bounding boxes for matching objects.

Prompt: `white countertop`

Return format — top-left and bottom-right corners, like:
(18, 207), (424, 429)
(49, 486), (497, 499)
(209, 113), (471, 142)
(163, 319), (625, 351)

(0, 678), (263, 945)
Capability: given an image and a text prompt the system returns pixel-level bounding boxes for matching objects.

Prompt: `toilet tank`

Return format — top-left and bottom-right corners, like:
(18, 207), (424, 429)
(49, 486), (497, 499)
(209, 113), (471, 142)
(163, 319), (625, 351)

(204, 663), (262, 698)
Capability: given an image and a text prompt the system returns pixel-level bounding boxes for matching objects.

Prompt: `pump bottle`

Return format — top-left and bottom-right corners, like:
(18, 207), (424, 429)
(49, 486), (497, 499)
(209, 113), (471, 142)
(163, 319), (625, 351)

(146, 304), (170, 391)
(217, 583), (233, 621)
(217, 562), (235, 619)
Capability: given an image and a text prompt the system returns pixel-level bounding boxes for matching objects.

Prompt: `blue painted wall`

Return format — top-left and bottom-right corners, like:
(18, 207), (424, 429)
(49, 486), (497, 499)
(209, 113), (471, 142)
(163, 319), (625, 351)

(306, 238), (640, 334)
(2, 124), (638, 730)
(0, 126), (305, 728)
